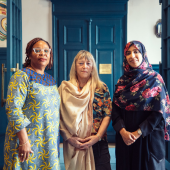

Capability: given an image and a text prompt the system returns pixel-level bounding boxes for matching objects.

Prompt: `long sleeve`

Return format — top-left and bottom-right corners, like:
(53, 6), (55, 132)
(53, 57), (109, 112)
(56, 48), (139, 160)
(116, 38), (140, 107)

(111, 102), (125, 132)
(139, 111), (163, 137)
(5, 70), (31, 134)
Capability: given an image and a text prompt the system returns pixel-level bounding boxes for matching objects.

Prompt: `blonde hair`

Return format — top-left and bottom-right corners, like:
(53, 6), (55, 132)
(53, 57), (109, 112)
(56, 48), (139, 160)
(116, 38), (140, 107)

(69, 50), (103, 89)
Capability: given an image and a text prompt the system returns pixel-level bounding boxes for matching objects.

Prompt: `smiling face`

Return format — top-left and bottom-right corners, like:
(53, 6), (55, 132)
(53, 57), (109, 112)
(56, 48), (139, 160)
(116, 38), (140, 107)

(125, 45), (143, 68)
(29, 40), (51, 69)
(76, 57), (93, 81)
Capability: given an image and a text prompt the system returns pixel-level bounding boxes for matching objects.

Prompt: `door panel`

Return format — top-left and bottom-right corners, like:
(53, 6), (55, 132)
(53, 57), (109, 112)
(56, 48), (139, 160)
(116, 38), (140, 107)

(92, 19), (122, 95)
(7, 0), (22, 81)
(0, 49), (7, 135)
(63, 49), (79, 80)
(96, 49), (114, 95)
(58, 20), (88, 84)
(91, 19), (122, 142)
(0, 49), (7, 169)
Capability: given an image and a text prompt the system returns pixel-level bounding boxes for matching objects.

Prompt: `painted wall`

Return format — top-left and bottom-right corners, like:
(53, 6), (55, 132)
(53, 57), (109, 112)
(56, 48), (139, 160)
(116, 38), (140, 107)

(0, 0), (7, 47)
(127, 0), (161, 64)
(22, 0), (161, 64)
(22, 0), (52, 63)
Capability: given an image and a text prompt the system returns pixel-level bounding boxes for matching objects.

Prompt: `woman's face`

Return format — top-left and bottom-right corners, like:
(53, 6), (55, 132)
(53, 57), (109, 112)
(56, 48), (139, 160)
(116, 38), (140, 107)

(30, 40), (51, 69)
(76, 57), (93, 81)
(125, 45), (143, 68)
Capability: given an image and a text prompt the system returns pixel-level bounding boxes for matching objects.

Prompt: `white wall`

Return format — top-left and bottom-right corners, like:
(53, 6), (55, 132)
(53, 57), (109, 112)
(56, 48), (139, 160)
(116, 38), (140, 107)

(127, 0), (161, 64)
(22, 0), (52, 63)
(22, 0), (161, 64)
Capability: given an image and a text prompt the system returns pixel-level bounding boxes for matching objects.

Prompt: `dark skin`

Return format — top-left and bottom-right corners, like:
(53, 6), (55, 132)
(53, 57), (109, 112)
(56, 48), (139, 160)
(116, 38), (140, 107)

(17, 40), (51, 162)
(17, 129), (33, 162)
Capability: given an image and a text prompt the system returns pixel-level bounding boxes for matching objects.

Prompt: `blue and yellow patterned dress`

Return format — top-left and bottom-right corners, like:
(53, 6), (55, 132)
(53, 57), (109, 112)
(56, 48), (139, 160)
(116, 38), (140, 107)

(3, 68), (60, 170)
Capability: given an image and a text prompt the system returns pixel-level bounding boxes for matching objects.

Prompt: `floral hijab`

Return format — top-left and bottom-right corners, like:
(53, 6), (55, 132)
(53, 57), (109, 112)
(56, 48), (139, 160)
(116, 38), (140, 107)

(113, 41), (170, 140)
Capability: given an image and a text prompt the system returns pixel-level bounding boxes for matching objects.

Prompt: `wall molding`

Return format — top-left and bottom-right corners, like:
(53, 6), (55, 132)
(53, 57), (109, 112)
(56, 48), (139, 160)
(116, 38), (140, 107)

(52, 0), (128, 16)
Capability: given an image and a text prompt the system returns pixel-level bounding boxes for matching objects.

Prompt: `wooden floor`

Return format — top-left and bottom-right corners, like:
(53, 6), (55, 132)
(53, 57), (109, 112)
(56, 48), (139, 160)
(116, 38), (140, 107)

(59, 143), (116, 170)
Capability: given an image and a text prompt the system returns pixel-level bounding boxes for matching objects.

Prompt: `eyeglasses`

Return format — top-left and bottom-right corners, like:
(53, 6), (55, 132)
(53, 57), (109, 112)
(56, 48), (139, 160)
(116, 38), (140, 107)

(33, 48), (51, 54)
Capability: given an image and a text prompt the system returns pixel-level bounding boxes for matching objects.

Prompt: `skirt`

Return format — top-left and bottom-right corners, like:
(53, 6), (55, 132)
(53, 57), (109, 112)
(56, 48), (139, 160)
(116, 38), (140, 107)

(92, 140), (111, 170)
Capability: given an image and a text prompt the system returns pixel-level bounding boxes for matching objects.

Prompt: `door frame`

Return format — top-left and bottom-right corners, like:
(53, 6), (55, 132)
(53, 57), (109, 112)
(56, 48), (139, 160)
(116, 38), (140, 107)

(51, 0), (128, 84)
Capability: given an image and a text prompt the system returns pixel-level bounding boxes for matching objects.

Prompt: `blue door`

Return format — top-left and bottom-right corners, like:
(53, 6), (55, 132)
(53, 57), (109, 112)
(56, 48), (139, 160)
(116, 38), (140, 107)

(0, 0), (22, 168)
(58, 19), (88, 84)
(160, 0), (170, 169)
(91, 19), (123, 97)
(52, 0), (128, 143)
(58, 18), (123, 142)
(91, 19), (123, 142)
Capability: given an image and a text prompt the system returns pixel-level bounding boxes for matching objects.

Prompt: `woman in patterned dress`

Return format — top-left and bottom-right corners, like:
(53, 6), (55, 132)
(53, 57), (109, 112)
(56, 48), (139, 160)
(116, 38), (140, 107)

(59, 50), (112, 170)
(3, 38), (60, 170)
(111, 41), (170, 170)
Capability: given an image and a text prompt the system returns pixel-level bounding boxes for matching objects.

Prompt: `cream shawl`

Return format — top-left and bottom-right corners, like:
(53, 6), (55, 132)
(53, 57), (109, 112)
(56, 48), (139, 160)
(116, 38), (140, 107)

(59, 78), (95, 170)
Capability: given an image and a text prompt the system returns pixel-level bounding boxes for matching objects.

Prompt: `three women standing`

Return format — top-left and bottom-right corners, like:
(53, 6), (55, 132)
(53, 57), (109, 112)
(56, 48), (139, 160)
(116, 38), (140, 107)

(4, 38), (170, 170)
(59, 50), (112, 170)
(112, 41), (170, 170)
(3, 38), (60, 170)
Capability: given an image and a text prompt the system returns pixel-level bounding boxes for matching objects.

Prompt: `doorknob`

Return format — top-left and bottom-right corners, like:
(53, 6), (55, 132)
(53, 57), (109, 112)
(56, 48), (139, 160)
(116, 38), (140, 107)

(1, 63), (19, 107)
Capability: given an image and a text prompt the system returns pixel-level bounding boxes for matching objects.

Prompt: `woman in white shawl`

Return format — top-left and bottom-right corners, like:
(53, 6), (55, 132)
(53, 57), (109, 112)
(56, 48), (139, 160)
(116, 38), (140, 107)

(59, 50), (112, 170)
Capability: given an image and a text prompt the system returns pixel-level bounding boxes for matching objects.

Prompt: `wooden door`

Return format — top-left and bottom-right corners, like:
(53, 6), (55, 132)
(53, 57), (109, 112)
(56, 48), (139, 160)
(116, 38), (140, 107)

(57, 17), (122, 142)
(58, 19), (88, 84)
(91, 18), (122, 142)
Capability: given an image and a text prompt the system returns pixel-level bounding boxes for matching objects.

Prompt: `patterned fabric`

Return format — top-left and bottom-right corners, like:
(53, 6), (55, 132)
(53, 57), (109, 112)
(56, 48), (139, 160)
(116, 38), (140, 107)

(113, 41), (170, 140)
(3, 68), (60, 170)
(23, 67), (56, 86)
(92, 83), (112, 140)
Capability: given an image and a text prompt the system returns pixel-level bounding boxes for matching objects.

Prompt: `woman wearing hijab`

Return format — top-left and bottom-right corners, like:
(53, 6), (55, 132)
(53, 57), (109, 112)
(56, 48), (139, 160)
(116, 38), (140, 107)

(59, 50), (112, 170)
(111, 41), (170, 170)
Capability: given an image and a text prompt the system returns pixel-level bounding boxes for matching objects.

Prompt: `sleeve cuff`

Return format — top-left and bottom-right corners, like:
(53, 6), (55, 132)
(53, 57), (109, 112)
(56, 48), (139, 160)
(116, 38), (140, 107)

(13, 117), (31, 134)
(113, 119), (125, 132)
(139, 119), (152, 137)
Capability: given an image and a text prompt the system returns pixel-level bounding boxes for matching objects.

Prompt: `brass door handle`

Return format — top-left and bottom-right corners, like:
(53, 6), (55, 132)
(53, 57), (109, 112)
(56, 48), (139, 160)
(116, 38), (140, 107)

(1, 63), (19, 107)
(11, 63), (19, 72)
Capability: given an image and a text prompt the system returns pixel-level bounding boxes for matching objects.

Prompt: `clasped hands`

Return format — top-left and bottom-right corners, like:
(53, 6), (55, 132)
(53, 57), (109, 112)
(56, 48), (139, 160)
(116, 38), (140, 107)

(120, 128), (141, 146)
(67, 135), (99, 150)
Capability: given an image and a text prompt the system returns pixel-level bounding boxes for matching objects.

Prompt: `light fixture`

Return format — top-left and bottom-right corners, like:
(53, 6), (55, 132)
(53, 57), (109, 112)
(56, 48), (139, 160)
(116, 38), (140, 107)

(155, 19), (162, 38)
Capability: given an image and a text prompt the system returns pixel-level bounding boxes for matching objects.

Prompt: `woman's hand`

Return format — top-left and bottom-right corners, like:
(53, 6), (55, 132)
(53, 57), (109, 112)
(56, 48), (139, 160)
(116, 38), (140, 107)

(18, 140), (33, 162)
(120, 128), (136, 146)
(131, 130), (141, 140)
(16, 128), (33, 162)
(79, 135), (99, 149)
(67, 137), (85, 149)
